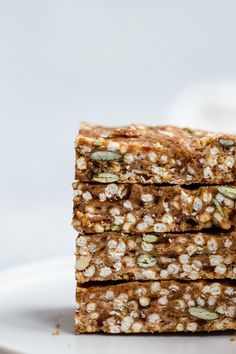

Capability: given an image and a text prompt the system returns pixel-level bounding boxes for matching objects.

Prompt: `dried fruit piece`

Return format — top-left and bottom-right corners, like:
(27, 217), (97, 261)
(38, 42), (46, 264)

(213, 199), (224, 216)
(90, 151), (122, 161)
(142, 234), (158, 243)
(219, 138), (235, 147)
(75, 255), (91, 271)
(139, 296), (151, 307)
(92, 173), (119, 183)
(188, 307), (219, 320)
(137, 254), (157, 268)
(218, 186), (236, 200)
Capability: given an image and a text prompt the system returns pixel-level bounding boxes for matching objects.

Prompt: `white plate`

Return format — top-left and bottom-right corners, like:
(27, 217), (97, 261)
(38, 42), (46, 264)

(0, 257), (235, 354)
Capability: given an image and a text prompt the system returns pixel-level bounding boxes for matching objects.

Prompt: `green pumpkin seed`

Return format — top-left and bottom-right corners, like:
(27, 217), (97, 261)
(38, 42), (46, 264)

(142, 234), (158, 243)
(110, 225), (119, 231)
(219, 138), (235, 147)
(92, 173), (119, 183)
(218, 186), (236, 200)
(137, 254), (157, 268)
(213, 199), (224, 216)
(189, 307), (219, 320)
(90, 151), (122, 161)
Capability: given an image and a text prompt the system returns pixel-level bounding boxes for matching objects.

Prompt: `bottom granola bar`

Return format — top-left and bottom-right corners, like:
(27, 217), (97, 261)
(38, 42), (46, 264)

(75, 280), (236, 333)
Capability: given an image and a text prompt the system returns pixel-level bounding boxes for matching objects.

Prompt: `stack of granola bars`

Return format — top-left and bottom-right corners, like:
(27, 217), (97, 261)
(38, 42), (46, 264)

(73, 122), (236, 334)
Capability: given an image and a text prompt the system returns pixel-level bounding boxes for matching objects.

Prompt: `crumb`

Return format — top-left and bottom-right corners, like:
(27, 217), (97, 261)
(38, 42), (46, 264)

(229, 337), (236, 343)
(52, 330), (60, 336)
(52, 322), (61, 336)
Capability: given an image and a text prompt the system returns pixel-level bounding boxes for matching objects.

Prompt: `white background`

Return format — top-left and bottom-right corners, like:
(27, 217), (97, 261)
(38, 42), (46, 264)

(1, 0), (236, 269)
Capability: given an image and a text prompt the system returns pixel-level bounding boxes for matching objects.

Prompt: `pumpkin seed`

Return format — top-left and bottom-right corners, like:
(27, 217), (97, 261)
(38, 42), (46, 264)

(188, 307), (219, 320)
(137, 254), (157, 268)
(110, 225), (119, 231)
(213, 199), (224, 216)
(92, 173), (119, 183)
(219, 138), (235, 147)
(142, 234), (158, 243)
(218, 186), (236, 200)
(90, 151), (122, 161)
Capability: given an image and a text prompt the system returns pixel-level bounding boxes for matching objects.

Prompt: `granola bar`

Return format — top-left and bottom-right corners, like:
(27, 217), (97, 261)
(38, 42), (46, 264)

(75, 230), (236, 282)
(72, 183), (236, 233)
(75, 122), (236, 185)
(75, 280), (236, 333)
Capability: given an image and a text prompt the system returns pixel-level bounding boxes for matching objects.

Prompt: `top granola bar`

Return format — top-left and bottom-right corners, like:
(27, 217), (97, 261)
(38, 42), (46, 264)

(75, 122), (236, 185)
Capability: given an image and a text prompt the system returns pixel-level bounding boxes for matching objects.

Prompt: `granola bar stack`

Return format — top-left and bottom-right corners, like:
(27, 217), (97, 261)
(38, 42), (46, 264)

(73, 122), (236, 334)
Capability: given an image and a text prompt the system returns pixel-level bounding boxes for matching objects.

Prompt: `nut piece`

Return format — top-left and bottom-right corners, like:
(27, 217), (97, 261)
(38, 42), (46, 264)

(142, 234), (158, 243)
(188, 307), (219, 320)
(213, 199), (224, 216)
(139, 296), (151, 307)
(75, 255), (92, 271)
(218, 186), (236, 199)
(92, 173), (119, 183)
(137, 254), (157, 268)
(92, 139), (104, 146)
(90, 151), (122, 161)
(219, 138), (235, 147)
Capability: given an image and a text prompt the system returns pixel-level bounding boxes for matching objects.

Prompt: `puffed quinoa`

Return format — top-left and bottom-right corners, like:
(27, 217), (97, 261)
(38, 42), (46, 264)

(186, 322), (198, 332)
(141, 194), (153, 202)
(99, 267), (112, 277)
(82, 191), (92, 202)
(86, 303), (96, 313)
(215, 264), (227, 275)
(148, 313), (160, 323)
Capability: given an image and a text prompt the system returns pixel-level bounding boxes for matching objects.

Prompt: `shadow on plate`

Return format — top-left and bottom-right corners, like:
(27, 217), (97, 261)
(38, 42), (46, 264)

(15, 307), (75, 335)
(10, 307), (236, 339)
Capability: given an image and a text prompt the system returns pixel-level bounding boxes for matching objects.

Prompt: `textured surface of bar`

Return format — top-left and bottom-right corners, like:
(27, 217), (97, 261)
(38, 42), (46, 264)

(72, 183), (236, 233)
(75, 122), (236, 185)
(75, 280), (236, 333)
(75, 231), (236, 282)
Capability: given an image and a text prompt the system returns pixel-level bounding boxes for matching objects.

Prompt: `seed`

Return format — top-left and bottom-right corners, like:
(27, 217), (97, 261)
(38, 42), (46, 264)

(75, 255), (91, 271)
(188, 307), (219, 320)
(213, 199), (224, 216)
(110, 225), (119, 231)
(137, 254), (157, 268)
(92, 140), (104, 146)
(139, 296), (151, 307)
(142, 234), (158, 243)
(218, 186), (236, 200)
(219, 138), (235, 147)
(92, 173), (119, 183)
(90, 151), (122, 161)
